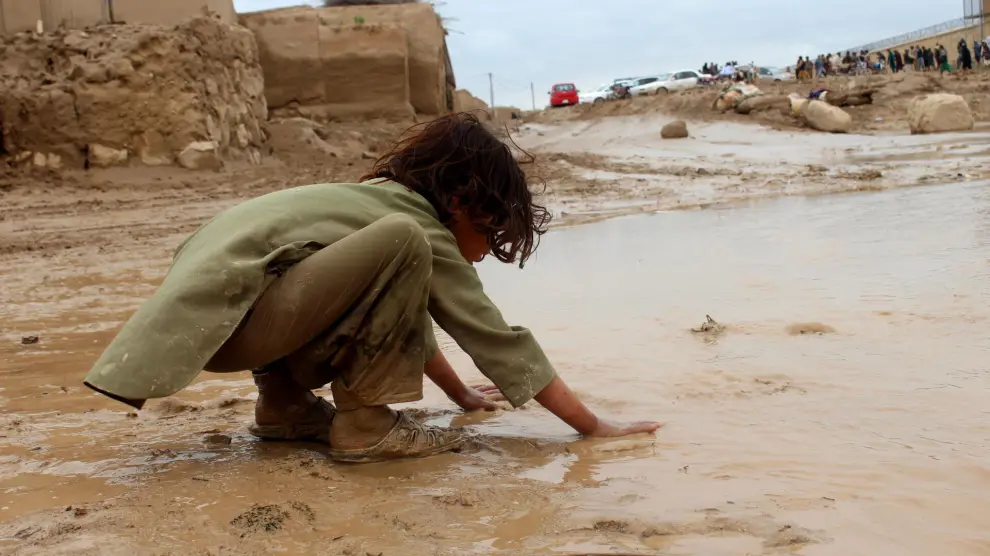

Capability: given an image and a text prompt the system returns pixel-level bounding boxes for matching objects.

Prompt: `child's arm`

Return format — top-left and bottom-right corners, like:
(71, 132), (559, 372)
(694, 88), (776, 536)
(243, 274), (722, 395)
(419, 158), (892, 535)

(424, 351), (498, 411)
(426, 351), (662, 437)
(534, 377), (663, 437)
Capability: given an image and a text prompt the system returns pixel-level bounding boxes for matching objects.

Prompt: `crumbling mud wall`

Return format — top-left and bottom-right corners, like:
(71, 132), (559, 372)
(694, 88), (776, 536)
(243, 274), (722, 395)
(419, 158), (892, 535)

(453, 89), (488, 114)
(240, 8), (413, 121)
(0, 0), (236, 35)
(111, 0), (237, 26)
(0, 16), (267, 170)
(315, 3), (452, 116)
(240, 2), (453, 120)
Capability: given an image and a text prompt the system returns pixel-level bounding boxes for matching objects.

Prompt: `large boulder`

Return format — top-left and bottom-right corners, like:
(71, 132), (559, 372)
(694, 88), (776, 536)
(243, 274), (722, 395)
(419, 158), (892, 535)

(803, 100), (852, 133)
(735, 95), (786, 115)
(661, 120), (689, 139)
(908, 94), (974, 134)
(178, 141), (223, 171)
(88, 144), (129, 168)
(266, 118), (339, 163)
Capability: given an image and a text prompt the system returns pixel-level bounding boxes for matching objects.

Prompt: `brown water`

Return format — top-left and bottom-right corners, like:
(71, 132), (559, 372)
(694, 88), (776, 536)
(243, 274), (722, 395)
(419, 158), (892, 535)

(1, 180), (989, 555)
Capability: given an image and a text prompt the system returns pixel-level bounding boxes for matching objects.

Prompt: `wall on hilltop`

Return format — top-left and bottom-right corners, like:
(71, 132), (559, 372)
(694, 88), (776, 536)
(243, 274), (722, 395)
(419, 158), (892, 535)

(876, 23), (986, 55)
(240, 2), (453, 120)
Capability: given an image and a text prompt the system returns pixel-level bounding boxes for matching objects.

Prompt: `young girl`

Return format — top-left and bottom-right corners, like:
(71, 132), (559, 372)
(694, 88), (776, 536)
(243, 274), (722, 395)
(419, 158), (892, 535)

(84, 112), (661, 463)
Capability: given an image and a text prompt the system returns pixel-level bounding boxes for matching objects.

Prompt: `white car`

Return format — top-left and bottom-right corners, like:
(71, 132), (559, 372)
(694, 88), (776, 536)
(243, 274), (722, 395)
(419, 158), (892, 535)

(666, 69), (708, 90)
(630, 73), (670, 95)
(631, 70), (707, 95)
(757, 66), (794, 81)
(579, 83), (615, 104)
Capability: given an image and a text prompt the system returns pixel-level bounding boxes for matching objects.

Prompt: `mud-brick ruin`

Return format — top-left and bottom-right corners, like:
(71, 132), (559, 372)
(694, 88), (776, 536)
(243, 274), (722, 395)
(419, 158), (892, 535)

(0, 17), (266, 170)
(0, 2), (461, 171)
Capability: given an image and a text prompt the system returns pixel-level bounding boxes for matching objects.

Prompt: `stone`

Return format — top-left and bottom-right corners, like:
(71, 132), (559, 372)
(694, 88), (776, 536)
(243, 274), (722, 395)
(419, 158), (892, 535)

(31, 152), (62, 169)
(661, 120), (689, 139)
(735, 95), (784, 115)
(88, 144), (128, 168)
(235, 124), (251, 148)
(788, 94), (808, 117)
(802, 100), (852, 133)
(908, 94), (974, 135)
(136, 131), (172, 166)
(178, 141), (223, 171)
(108, 58), (135, 80)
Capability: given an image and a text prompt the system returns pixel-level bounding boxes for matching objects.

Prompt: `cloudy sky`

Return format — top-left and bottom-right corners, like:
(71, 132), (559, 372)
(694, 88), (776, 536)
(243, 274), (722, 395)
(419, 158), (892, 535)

(234, 0), (956, 109)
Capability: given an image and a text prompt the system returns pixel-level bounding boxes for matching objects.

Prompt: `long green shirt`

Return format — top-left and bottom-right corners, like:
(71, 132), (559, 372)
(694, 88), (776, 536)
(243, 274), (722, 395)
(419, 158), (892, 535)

(84, 180), (556, 408)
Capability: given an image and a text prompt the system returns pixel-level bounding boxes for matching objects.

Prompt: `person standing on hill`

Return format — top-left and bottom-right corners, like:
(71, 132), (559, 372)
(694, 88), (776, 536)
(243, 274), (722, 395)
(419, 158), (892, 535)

(938, 44), (951, 74)
(83, 113), (663, 463)
(958, 39), (973, 71)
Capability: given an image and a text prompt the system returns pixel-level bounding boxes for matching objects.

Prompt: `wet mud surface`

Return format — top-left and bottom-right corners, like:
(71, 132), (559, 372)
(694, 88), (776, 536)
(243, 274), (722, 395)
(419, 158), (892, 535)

(2, 119), (990, 555)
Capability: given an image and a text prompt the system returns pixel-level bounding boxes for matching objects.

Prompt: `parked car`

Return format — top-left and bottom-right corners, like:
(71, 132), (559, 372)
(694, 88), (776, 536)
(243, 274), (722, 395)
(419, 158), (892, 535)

(757, 67), (794, 81)
(579, 83), (615, 104)
(631, 70), (711, 95)
(668, 69), (711, 89)
(630, 73), (671, 95)
(549, 83), (579, 107)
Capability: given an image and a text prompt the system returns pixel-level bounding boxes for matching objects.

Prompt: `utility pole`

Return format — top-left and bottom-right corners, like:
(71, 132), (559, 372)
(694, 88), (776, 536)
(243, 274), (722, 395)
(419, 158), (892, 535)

(530, 82), (536, 111)
(488, 72), (495, 116)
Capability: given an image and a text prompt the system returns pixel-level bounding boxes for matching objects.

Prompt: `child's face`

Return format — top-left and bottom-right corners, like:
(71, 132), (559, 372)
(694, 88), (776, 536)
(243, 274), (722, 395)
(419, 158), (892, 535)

(448, 212), (491, 264)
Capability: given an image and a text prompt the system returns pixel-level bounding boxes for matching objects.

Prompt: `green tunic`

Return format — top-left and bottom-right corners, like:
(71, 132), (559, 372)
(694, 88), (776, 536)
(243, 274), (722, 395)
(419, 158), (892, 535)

(84, 179), (556, 408)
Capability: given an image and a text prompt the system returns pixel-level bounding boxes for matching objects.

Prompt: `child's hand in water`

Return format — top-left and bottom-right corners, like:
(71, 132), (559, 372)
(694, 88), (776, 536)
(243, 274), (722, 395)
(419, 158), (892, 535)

(586, 419), (664, 438)
(453, 384), (505, 412)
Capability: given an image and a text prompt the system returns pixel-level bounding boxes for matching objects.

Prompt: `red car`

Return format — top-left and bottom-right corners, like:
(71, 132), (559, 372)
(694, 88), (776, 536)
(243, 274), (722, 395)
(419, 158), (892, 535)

(549, 83), (579, 107)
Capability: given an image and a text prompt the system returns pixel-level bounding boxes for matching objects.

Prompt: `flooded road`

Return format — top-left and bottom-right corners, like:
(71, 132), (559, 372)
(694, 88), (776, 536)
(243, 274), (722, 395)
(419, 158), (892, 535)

(2, 174), (989, 554)
(461, 179), (990, 555)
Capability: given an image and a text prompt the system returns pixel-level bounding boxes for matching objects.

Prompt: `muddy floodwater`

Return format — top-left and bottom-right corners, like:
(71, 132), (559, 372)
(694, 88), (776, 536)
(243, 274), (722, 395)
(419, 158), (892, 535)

(2, 178), (989, 555)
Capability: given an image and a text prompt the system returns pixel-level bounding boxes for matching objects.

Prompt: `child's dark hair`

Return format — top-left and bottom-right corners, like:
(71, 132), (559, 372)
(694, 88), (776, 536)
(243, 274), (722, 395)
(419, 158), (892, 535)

(362, 111), (550, 268)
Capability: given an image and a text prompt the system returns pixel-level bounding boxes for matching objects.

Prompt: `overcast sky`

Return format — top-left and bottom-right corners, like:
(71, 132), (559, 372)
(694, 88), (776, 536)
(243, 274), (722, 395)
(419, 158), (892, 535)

(234, 0), (957, 109)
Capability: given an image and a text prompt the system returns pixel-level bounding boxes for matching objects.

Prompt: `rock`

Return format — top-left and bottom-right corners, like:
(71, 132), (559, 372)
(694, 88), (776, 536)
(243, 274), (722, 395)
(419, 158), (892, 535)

(178, 141), (223, 171)
(803, 100), (852, 133)
(715, 92), (739, 112)
(204, 434), (232, 445)
(735, 95), (784, 115)
(267, 119), (338, 163)
(108, 58), (135, 80)
(661, 120), (689, 139)
(21, 336), (40, 345)
(88, 144), (129, 168)
(82, 64), (110, 84)
(361, 151), (377, 160)
(31, 152), (62, 169)
(908, 94), (974, 135)
(136, 131), (172, 166)
(235, 124), (251, 148)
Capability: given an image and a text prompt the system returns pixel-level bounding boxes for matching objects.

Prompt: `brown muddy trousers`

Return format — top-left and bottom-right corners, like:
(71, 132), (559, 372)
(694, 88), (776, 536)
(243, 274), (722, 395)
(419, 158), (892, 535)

(205, 214), (432, 410)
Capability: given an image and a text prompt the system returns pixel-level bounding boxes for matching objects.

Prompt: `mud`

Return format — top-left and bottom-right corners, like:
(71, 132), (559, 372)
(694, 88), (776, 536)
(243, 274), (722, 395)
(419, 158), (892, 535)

(2, 94), (990, 554)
